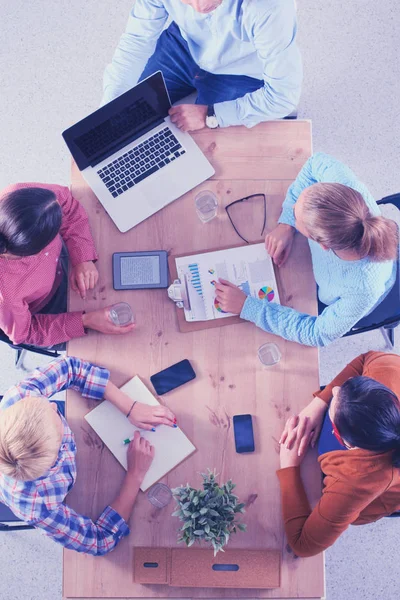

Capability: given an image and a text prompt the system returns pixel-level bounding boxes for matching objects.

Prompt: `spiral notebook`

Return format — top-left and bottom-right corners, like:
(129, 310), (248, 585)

(84, 376), (196, 491)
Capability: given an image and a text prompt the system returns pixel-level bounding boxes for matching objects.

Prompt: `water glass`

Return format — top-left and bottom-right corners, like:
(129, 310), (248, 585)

(147, 483), (173, 509)
(258, 342), (281, 366)
(109, 302), (134, 326)
(195, 190), (218, 223)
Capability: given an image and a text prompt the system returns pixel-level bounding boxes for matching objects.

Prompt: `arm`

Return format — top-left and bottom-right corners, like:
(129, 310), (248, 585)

(213, 3), (302, 128)
(241, 292), (373, 347)
(276, 466), (383, 557)
(278, 153), (379, 228)
(56, 185), (98, 268)
(102, 0), (168, 106)
(0, 301), (86, 347)
(1, 356), (109, 410)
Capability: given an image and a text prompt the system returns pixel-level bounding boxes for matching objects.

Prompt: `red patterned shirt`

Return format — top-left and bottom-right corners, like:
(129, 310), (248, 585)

(0, 182), (98, 346)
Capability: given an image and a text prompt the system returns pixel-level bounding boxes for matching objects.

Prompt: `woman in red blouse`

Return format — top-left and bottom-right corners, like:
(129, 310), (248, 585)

(0, 183), (134, 347)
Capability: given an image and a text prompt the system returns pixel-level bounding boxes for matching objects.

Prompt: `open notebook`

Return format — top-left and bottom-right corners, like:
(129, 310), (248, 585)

(175, 242), (280, 322)
(84, 376), (196, 491)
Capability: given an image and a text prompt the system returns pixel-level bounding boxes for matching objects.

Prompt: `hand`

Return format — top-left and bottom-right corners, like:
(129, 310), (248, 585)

(70, 261), (99, 299)
(265, 224), (295, 267)
(280, 415), (313, 468)
(169, 104), (208, 132)
(128, 402), (177, 431)
(214, 279), (247, 314)
(279, 396), (328, 456)
(127, 431), (154, 481)
(82, 305), (135, 335)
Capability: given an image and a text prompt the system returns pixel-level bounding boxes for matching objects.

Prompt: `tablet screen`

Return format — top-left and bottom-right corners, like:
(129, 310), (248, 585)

(120, 255), (160, 286)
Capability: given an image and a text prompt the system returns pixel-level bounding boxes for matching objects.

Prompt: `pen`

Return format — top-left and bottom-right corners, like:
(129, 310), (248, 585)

(123, 423), (178, 444)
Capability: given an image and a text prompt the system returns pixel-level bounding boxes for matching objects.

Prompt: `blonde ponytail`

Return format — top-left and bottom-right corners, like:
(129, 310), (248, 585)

(303, 183), (398, 262)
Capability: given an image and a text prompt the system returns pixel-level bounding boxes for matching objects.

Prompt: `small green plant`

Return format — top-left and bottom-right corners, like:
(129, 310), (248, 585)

(171, 469), (246, 555)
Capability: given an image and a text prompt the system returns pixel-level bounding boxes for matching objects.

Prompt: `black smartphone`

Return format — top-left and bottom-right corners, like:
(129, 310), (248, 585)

(233, 414), (255, 453)
(150, 359), (196, 395)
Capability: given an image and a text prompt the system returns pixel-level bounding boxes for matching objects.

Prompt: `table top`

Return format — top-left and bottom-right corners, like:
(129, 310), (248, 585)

(64, 120), (324, 600)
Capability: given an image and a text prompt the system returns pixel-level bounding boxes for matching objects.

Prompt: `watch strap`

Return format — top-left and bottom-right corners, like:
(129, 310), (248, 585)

(207, 105), (216, 118)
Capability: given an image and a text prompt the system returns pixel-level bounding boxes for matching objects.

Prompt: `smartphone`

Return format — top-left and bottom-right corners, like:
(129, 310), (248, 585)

(233, 414), (255, 453)
(150, 359), (196, 395)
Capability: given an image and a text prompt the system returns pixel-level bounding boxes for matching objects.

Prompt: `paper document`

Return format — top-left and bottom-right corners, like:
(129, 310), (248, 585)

(175, 243), (280, 322)
(84, 376), (196, 491)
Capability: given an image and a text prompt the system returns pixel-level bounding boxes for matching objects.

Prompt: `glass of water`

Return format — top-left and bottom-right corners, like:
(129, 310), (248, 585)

(195, 190), (218, 223)
(109, 302), (134, 326)
(258, 342), (281, 366)
(147, 483), (173, 509)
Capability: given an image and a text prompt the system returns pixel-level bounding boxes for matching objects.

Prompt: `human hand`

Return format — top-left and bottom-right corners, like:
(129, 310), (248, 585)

(265, 224), (295, 267)
(128, 401), (177, 431)
(70, 261), (99, 299)
(82, 306), (135, 335)
(127, 431), (155, 480)
(280, 415), (313, 468)
(169, 104), (208, 132)
(214, 279), (247, 314)
(279, 396), (328, 456)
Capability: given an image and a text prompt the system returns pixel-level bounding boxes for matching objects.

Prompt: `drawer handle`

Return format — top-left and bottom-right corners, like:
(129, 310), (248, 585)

(212, 564), (239, 572)
(143, 562), (159, 568)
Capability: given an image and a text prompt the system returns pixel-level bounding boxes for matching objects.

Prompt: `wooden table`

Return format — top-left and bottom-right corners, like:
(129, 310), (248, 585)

(64, 120), (324, 600)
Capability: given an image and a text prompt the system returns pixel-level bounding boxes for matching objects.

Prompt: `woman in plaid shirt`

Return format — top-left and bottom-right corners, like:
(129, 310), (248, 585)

(0, 356), (176, 555)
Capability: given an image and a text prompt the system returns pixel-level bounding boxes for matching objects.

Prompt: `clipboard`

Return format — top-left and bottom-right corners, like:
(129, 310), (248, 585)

(168, 242), (280, 334)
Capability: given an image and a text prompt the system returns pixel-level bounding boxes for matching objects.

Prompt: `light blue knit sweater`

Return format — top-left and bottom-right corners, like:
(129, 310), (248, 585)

(241, 153), (396, 347)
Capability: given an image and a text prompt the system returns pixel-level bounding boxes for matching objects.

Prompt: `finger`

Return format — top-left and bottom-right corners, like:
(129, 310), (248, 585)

(272, 240), (283, 263)
(279, 427), (289, 445)
(69, 274), (78, 293)
(311, 424), (323, 448)
(77, 273), (87, 299)
(298, 429), (314, 457)
(285, 427), (299, 450)
(169, 106), (183, 116)
(149, 445), (155, 457)
(84, 272), (91, 292)
(151, 416), (177, 427)
(297, 416), (309, 440)
(218, 278), (234, 287)
(133, 430), (141, 447)
(93, 268), (99, 286)
(136, 422), (155, 431)
(88, 272), (96, 290)
(153, 407), (176, 421)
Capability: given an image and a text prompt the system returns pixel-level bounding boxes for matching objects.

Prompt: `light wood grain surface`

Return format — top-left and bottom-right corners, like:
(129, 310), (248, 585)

(64, 121), (324, 599)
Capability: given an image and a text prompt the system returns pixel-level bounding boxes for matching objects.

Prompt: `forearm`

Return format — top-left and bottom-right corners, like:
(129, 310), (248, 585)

(110, 472), (142, 523)
(8, 311), (86, 347)
(104, 380), (133, 416)
(102, 1), (167, 105)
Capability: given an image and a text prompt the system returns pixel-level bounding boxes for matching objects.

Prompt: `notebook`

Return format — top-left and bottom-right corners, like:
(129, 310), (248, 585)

(84, 376), (196, 491)
(175, 242), (280, 322)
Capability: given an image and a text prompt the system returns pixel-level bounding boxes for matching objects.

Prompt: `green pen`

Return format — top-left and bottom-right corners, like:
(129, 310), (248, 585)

(123, 429), (156, 444)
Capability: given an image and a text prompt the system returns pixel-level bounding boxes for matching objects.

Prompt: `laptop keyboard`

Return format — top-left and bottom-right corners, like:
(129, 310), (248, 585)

(97, 128), (186, 198)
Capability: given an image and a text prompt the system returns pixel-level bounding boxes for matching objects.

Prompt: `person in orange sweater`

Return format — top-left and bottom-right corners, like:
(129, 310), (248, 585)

(277, 351), (400, 557)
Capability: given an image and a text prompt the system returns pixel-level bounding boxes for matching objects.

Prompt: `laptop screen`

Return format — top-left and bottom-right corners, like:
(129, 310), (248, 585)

(62, 71), (171, 170)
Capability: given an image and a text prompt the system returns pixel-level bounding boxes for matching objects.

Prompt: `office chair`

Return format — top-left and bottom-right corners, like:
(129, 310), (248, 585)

(0, 329), (61, 369)
(318, 193), (400, 349)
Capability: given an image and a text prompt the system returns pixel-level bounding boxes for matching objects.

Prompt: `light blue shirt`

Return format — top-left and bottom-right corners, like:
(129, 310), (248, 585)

(102, 0), (302, 127)
(241, 153), (397, 346)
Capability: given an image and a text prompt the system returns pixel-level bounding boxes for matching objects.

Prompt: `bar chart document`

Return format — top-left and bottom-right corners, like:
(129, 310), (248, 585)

(175, 243), (280, 322)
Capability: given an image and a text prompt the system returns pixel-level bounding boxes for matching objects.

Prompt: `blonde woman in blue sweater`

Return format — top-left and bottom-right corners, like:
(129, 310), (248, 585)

(215, 153), (398, 346)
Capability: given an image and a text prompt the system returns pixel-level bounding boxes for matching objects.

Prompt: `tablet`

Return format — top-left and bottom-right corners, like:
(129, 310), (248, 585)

(113, 251), (169, 290)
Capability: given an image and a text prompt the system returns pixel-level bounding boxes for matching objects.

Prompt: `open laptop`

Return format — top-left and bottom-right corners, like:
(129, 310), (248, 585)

(62, 72), (215, 232)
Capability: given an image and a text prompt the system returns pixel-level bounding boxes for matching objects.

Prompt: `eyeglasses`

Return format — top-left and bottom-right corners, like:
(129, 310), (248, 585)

(225, 194), (267, 244)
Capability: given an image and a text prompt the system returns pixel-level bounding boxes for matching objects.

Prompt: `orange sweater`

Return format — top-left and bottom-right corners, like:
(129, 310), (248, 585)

(277, 351), (400, 557)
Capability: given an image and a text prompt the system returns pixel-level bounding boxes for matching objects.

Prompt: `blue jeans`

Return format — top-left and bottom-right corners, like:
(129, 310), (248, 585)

(318, 410), (347, 455)
(139, 22), (263, 105)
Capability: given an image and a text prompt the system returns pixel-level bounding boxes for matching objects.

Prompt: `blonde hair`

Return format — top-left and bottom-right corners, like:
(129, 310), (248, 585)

(0, 398), (61, 481)
(302, 183), (398, 262)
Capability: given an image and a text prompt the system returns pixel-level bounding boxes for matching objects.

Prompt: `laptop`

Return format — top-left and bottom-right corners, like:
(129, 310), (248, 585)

(62, 71), (215, 232)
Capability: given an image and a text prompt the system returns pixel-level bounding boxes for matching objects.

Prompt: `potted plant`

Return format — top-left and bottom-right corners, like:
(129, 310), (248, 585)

(172, 469), (246, 555)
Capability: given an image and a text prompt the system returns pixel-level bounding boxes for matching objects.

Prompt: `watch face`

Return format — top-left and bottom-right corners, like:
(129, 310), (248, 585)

(206, 115), (219, 129)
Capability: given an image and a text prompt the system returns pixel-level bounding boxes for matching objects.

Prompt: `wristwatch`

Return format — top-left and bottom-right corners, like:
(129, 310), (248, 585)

(206, 105), (219, 129)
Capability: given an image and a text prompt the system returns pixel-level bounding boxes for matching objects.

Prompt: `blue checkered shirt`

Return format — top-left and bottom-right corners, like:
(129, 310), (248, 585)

(0, 357), (130, 555)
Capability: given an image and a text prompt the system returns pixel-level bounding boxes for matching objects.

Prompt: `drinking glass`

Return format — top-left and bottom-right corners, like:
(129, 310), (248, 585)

(109, 302), (134, 326)
(195, 190), (218, 223)
(147, 483), (173, 508)
(258, 342), (281, 366)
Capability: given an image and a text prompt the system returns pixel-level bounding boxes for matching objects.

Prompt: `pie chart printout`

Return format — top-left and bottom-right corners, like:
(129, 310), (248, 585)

(258, 286), (275, 302)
